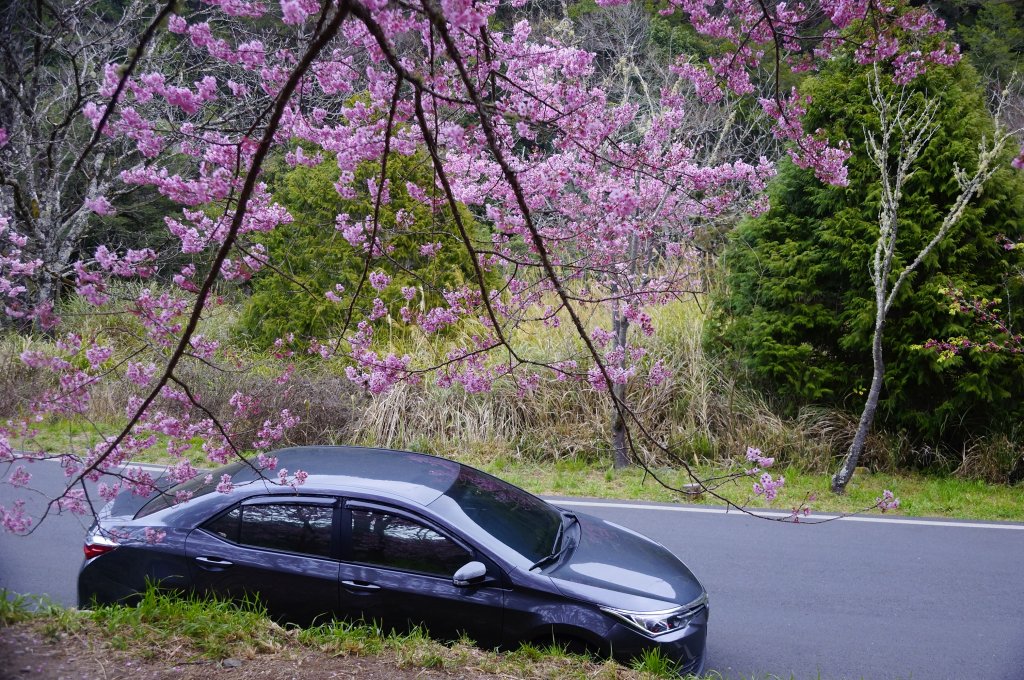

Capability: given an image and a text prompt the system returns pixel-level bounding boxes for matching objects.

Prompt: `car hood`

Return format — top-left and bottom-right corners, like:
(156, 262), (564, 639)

(547, 511), (705, 612)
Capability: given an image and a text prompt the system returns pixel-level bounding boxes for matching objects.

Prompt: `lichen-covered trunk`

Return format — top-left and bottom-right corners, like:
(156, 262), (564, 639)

(26, 183), (89, 331)
(832, 322), (886, 493)
(0, 205), (61, 333)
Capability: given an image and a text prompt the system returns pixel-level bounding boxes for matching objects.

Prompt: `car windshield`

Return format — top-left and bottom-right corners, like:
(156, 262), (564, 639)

(431, 465), (562, 564)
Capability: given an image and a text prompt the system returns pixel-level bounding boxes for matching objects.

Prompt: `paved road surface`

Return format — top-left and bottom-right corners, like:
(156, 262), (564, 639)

(2, 460), (1023, 679)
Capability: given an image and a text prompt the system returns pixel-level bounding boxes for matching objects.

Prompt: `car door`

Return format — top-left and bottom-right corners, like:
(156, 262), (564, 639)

(337, 501), (504, 647)
(185, 495), (340, 626)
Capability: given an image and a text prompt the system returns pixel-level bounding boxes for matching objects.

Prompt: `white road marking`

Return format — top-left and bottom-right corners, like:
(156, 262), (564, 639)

(24, 455), (173, 475)
(552, 499), (1024, 531)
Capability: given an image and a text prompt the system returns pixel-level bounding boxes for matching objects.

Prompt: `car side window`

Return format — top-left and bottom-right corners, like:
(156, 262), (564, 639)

(349, 508), (471, 577)
(203, 506), (241, 542)
(202, 503), (334, 558)
(241, 504), (334, 558)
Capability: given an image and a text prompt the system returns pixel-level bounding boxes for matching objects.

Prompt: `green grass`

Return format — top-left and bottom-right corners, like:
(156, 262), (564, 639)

(13, 416), (210, 468)
(631, 646), (682, 677)
(298, 618), (387, 656)
(468, 455), (1024, 522)
(87, 588), (282, 659)
(7, 587), (706, 679)
(12, 416), (120, 457)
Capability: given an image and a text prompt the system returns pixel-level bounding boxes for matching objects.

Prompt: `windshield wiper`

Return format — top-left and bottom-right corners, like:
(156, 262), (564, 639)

(530, 511), (577, 571)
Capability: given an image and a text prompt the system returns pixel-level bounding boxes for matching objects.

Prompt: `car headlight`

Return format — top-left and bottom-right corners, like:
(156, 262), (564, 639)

(601, 594), (707, 637)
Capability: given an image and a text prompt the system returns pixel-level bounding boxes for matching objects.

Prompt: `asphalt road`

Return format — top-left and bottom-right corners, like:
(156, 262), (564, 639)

(2, 460), (1023, 680)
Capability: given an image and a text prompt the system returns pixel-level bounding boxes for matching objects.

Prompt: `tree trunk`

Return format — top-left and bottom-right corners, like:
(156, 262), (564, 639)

(26, 202), (87, 332)
(611, 379), (629, 468)
(832, 323), (886, 493)
(30, 220), (63, 331)
(610, 301), (630, 469)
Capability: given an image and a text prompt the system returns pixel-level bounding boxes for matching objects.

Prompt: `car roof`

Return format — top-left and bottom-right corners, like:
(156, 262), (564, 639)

(230, 446), (463, 506)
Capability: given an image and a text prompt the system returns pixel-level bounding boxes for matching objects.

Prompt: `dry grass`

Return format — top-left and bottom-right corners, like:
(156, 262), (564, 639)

(4, 290), (1021, 484)
(350, 298), (876, 474)
(0, 333), (59, 418)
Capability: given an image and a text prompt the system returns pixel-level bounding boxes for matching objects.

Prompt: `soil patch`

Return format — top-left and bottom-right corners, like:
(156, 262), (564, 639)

(0, 622), (505, 680)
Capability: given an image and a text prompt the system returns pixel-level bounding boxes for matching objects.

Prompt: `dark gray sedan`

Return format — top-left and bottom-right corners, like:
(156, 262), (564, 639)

(79, 446), (708, 674)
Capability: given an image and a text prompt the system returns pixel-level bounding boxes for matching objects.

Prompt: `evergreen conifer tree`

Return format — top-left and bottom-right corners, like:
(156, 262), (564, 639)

(712, 59), (1024, 453)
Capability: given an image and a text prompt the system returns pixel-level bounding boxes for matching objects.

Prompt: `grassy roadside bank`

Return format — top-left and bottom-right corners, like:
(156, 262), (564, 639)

(481, 457), (1024, 522)
(0, 588), (724, 680)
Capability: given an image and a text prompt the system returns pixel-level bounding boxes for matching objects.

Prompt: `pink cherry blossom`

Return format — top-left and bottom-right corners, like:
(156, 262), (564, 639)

(0, 0), (969, 535)
(84, 196), (117, 216)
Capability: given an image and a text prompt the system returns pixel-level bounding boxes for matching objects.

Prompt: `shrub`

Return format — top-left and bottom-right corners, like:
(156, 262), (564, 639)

(236, 151), (488, 349)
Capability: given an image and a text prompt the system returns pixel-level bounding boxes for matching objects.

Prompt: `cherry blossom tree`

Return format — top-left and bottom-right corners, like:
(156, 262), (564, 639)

(0, 0), (964, 530)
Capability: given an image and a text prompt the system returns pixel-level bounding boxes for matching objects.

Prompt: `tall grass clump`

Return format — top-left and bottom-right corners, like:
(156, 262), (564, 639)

(0, 589), (33, 626)
(0, 333), (60, 418)
(350, 296), (875, 474)
(88, 588), (283, 659)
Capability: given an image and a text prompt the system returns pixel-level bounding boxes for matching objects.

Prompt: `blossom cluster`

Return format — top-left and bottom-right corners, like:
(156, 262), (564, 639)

(745, 447), (784, 502)
(0, 0), (970, 529)
(875, 489), (901, 512)
(55, 0), (958, 406)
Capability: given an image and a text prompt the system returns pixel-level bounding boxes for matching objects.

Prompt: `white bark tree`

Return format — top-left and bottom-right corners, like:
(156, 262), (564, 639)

(0, 0), (160, 322)
(832, 67), (1018, 493)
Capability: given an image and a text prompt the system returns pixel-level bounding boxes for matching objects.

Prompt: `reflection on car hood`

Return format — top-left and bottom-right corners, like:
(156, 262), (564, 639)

(547, 511), (705, 612)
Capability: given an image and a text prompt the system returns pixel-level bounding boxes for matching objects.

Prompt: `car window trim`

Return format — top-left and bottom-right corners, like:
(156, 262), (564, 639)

(240, 494), (338, 507)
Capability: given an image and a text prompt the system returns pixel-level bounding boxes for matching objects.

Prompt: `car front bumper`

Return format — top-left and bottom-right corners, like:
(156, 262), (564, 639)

(605, 602), (708, 676)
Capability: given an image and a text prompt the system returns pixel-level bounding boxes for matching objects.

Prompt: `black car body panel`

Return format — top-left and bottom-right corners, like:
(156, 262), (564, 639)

(79, 526), (192, 605)
(78, 446), (707, 672)
(185, 526), (342, 625)
(548, 512), (704, 611)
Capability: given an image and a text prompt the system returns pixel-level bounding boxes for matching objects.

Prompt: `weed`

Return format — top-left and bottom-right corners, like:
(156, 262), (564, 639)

(0, 589), (32, 626)
(385, 625), (451, 669)
(298, 619), (385, 656)
(630, 646), (681, 677)
(511, 641), (545, 662)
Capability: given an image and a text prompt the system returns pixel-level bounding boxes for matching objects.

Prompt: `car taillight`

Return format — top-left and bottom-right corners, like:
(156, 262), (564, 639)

(84, 533), (119, 560)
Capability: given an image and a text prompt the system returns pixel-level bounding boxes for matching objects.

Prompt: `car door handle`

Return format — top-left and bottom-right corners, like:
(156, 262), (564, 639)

(341, 580), (381, 591)
(195, 556), (234, 569)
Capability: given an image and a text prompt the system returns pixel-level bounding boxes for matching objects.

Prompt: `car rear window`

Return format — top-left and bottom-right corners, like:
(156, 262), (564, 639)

(135, 461), (248, 519)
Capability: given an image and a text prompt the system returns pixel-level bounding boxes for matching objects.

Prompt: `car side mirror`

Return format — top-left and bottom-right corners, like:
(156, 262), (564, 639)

(453, 560), (487, 587)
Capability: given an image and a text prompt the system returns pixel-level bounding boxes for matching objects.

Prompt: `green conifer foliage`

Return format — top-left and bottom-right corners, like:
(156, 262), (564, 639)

(712, 59), (1024, 450)
(960, 2), (1024, 82)
(237, 152), (484, 348)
